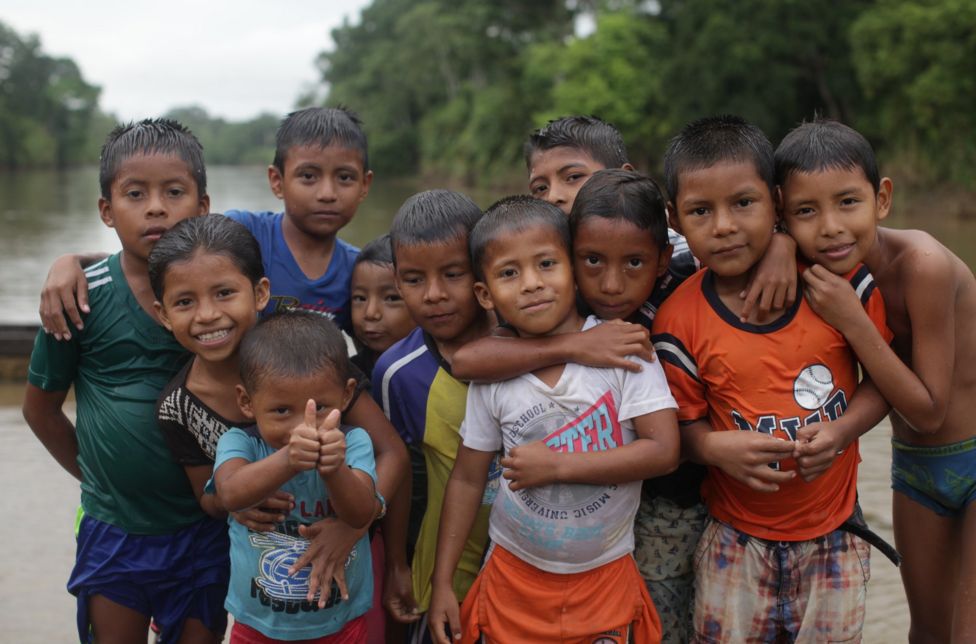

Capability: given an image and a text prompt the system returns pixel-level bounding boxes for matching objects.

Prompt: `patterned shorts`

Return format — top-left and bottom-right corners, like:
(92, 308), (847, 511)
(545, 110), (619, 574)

(634, 496), (707, 644)
(692, 519), (870, 643)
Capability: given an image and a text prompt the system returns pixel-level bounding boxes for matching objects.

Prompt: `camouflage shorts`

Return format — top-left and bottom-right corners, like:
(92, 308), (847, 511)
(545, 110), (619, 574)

(634, 496), (708, 644)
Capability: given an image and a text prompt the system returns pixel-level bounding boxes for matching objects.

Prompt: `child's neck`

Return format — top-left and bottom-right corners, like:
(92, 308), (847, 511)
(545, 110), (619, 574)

(281, 216), (337, 280)
(529, 311), (586, 388)
(712, 267), (787, 325)
(435, 311), (495, 366)
(118, 251), (158, 320)
(186, 354), (246, 421)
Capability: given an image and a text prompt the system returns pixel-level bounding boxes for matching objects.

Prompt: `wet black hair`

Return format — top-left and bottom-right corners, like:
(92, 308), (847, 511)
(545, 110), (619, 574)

(354, 233), (394, 269)
(272, 106), (369, 173)
(469, 196), (570, 282)
(775, 118), (881, 194)
(524, 115), (629, 170)
(569, 169), (669, 251)
(239, 310), (350, 392)
(663, 115), (775, 203)
(99, 118), (207, 200)
(148, 214), (264, 301)
(389, 190), (483, 260)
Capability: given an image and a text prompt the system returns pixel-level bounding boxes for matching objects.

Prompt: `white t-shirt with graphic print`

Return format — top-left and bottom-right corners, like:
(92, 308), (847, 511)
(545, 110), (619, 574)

(461, 316), (677, 574)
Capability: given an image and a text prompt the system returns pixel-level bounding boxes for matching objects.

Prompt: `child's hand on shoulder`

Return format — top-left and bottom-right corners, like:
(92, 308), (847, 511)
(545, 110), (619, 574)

(500, 441), (559, 490)
(705, 430), (796, 492)
(793, 421), (846, 482)
(578, 319), (654, 372)
(802, 265), (869, 334)
(316, 409), (346, 477)
(288, 399), (323, 472)
(740, 231), (798, 322)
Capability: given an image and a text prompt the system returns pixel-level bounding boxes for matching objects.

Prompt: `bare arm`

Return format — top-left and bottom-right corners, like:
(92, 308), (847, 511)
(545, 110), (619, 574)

(740, 232), (798, 321)
(683, 420), (796, 493)
(344, 393), (407, 517)
(427, 446), (495, 644)
(217, 401), (323, 510)
(183, 464), (226, 519)
(500, 408), (680, 490)
(22, 384), (82, 481)
(316, 410), (378, 529)
(451, 319), (655, 382)
(40, 252), (108, 339)
(803, 258), (952, 433)
(214, 450), (297, 512)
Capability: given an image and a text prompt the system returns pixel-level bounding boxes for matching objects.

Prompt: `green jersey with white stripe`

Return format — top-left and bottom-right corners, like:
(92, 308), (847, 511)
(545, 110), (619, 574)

(28, 253), (203, 534)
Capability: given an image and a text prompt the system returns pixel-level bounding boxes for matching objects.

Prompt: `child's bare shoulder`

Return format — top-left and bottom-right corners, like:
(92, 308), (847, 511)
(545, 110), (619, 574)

(880, 228), (965, 289)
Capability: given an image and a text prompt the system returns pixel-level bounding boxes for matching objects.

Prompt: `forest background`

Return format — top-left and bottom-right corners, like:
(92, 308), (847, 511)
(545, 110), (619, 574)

(2, 0), (974, 204)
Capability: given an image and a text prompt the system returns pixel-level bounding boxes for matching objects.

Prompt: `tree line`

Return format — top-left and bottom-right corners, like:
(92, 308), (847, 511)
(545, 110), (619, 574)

(3, 1), (974, 192)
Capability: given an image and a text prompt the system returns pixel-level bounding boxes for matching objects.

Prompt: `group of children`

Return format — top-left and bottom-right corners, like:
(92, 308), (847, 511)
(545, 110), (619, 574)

(23, 106), (976, 644)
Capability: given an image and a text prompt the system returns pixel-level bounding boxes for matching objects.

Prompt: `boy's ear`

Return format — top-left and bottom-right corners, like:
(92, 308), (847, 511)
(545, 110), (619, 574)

(197, 194), (211, 216)
(254, 277), (271, 311)
(666, 202), (682, 234)
(153, 301), (173, 331)
(98, 198), (114, 229)
(656, 244), (674, 278)
(236, 385), (255, 420)
(358, 170), (374, 203)
(621, 162), (635, 171)
(267, 165), (284, 200)
(341, 377), (357, 413)
(473, 282), (495, 311)
(876, 177), (893, 222)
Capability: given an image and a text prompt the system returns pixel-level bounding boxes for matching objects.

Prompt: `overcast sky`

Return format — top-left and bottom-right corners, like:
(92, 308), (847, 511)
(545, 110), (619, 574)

(2, 0), (371, 121)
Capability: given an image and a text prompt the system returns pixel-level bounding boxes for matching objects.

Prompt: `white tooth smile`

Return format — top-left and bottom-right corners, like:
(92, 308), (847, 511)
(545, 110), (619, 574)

(196, 329), (230, 342)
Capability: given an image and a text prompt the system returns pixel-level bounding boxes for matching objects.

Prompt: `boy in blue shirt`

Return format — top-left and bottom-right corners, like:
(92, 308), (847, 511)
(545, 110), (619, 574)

(210, 311), (379, 642)
(22, 119), (224, 643)
(224, 107), (372, 333)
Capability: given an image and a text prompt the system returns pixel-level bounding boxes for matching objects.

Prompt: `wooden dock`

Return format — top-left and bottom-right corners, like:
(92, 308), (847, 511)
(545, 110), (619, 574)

(0, 324), (38, 381)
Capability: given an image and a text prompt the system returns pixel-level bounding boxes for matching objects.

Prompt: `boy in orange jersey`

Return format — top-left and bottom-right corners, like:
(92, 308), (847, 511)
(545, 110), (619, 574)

(652, 115), (892, 643)
(777, 119), (976, 643)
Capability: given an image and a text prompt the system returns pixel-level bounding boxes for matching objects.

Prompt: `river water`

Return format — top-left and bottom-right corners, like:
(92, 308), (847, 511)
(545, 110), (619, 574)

(1, 165), (973, 641)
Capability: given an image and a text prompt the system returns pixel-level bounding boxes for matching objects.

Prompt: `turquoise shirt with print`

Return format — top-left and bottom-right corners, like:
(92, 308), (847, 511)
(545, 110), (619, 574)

(211, 425), (376, 639)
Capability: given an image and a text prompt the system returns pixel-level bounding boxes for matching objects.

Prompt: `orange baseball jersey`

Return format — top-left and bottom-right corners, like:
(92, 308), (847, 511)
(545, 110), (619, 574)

(651, 265), (891, 541)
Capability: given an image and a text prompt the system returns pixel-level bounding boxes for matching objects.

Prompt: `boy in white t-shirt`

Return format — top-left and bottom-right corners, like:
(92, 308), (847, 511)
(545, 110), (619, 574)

(426, 196), (680, 644)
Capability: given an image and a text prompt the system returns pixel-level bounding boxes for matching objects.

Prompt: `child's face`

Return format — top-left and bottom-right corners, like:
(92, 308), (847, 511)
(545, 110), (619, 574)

(268, 144), (373, 241)
(351, 261), (415, 355)
(574, 217), (672, 320)
(670, 161), (776, 281)
(99, 153), (210, 262)
(154, 251), (271, 365)
(238, 369), (356, 450)
(528, 146), (607, 215)
(781, 167), (891, 275)
(393, 237), (484, 345)
(474, 224), (578, 338)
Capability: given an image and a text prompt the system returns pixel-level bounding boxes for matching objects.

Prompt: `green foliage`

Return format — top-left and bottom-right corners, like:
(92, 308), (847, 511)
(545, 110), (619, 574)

(851, 0), (976, 186)
(0, 21), (102, 169)
(163, 106), (279, 166)
(320, 0), (575, 179)
(527, 11), (674, 170)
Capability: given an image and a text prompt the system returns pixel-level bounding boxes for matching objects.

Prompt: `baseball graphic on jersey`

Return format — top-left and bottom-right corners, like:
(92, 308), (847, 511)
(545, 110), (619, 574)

(793, 364), (835, 410)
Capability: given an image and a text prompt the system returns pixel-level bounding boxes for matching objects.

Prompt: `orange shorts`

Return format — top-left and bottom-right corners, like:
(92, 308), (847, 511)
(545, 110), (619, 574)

(459, 545), (661, 643)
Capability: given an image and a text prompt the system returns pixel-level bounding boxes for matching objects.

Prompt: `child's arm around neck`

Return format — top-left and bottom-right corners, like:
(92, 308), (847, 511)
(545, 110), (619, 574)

(451, 318), (655, 382)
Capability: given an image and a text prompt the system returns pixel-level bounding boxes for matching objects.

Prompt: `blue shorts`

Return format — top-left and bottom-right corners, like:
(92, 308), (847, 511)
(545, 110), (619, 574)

(891, 436), (976, 517)
(68, 514), (230, 643)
